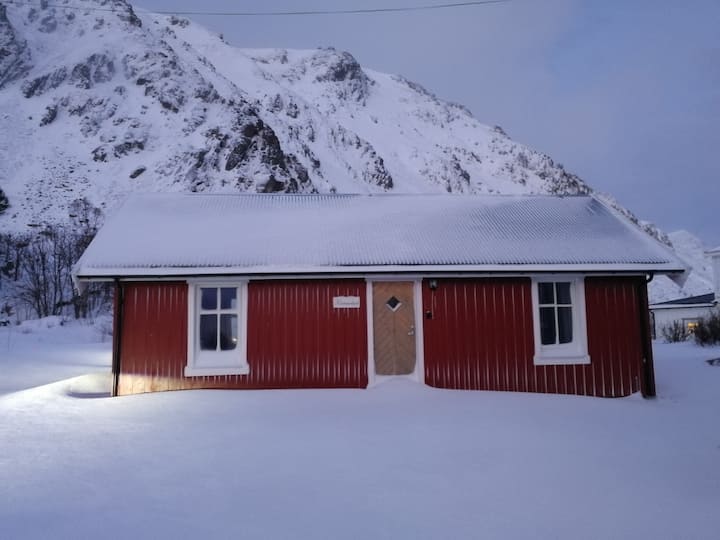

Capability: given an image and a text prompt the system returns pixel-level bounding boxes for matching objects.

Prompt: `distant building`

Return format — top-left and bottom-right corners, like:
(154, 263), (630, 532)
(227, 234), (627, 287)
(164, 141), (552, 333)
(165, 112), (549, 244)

(649, 247), (720, 338)
(74, 193), (685, 398)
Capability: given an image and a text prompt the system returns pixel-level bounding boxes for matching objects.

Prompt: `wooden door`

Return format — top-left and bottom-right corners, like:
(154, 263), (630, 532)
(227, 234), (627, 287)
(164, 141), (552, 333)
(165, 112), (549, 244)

(373, 281), (416, 375)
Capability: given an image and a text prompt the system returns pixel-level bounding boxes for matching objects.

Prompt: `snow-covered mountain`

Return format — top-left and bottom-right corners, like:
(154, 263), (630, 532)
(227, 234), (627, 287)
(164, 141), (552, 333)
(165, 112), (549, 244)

(648, 230), (714, 303)
(0, 0), (709, 302)
(0, 0), (592, 217)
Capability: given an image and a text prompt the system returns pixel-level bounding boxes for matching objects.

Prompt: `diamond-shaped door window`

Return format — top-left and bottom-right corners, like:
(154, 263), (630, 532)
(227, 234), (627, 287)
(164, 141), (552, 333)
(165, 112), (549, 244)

(386, 296), (402, 311)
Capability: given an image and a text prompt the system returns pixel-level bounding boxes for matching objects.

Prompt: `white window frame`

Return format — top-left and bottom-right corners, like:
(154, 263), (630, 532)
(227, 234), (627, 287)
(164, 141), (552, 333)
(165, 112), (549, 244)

(185, 281), (249, 376)
(531, 276), (590, 366)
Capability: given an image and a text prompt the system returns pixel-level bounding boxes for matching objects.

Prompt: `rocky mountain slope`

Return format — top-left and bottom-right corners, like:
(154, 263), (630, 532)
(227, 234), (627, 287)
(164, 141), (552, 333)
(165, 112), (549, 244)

(0, 0), (710, 302)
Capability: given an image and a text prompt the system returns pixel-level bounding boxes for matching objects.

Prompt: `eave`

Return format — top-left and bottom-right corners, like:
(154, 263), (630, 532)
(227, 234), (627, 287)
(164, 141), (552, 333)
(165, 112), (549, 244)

(74, 262), (686, 282)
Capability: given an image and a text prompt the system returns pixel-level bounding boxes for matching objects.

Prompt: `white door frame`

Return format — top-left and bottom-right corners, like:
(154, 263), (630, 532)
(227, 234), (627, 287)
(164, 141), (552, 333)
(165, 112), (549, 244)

(365, 277), (425, 387)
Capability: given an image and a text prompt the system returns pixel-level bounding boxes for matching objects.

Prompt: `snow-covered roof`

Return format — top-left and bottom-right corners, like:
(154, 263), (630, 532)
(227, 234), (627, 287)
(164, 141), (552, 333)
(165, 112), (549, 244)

(74, 193), (686, 279)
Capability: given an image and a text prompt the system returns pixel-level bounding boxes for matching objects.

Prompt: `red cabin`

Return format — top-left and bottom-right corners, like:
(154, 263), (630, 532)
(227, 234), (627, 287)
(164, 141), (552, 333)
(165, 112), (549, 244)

(73, 193), (685, 398)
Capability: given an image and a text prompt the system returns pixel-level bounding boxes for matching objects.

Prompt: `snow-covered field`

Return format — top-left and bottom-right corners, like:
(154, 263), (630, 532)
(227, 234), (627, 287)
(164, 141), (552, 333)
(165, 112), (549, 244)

(0, 316), (111, 396)
(1, 320), (719, 539)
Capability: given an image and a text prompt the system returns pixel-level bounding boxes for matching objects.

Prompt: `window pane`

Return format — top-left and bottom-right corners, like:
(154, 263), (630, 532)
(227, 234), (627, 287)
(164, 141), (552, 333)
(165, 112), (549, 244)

(540, 307), (556, 345)
(558, 307), (573, 344)
(220, 287), (237, 310)
(199, 314), (217, 350)
(538, 283), (555, 305)
(220, 314), (238, 350)
(201, 288), (217, 310)
(556, 282), (572, 305)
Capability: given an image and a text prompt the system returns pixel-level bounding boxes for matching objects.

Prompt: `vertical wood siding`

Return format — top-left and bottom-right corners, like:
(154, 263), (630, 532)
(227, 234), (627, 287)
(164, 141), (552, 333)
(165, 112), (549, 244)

(584, 277), (644, 397)
(117, 282), (188, 396)
(246, 280), (368, 389)
(423, 278), (535, 393)
(422, 277), (647, 397)
(117, 277), (648, 397)
(117, 280), (367, 395)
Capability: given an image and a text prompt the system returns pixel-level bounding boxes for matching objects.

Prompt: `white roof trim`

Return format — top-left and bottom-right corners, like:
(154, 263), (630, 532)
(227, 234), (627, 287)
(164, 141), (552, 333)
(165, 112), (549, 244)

(75, 262), (685, 279)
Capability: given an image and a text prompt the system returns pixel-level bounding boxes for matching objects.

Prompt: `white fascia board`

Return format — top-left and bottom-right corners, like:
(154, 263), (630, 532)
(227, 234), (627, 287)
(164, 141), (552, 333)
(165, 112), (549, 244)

(74, 262), (686, 280)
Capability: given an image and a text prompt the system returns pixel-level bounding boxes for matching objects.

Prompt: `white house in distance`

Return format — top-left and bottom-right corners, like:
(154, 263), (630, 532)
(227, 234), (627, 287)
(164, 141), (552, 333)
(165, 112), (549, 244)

(650, 246), (720, 338)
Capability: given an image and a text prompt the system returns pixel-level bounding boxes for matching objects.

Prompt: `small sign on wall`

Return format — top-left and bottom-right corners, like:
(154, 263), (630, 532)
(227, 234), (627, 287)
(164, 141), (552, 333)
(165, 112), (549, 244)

(333, 296), (361, 309)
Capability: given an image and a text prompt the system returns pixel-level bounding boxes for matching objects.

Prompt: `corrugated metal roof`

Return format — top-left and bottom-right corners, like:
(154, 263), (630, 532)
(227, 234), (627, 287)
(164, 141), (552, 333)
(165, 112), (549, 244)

(74, 193), (686, 278)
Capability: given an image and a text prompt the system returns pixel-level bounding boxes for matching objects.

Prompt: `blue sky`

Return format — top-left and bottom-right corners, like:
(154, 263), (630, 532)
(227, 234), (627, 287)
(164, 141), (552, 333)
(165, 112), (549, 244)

(136, 0), (719, 246)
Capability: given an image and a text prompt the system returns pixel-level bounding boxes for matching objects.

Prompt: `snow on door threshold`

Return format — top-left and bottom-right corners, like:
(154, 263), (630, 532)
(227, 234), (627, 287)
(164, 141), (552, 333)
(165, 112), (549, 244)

(369, 374), (422, 388)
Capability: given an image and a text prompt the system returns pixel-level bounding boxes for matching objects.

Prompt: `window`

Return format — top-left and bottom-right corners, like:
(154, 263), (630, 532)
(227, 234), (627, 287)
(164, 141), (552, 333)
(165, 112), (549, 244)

(683, 318), (700, 334)
(531, 277), (590, 365)
(185, 282), (249, 376)
(538, 282), (573, 346)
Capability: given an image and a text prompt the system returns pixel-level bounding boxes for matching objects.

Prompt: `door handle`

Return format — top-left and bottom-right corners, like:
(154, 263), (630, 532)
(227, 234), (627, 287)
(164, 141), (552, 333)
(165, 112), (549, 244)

(408, 325), (415, 336)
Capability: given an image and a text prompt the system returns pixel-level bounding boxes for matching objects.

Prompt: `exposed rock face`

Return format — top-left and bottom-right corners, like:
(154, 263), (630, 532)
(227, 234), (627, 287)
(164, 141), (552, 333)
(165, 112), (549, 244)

(0, 187), (9, 214)
(314, 49), (373, 103)
(0, 4), (32, 89)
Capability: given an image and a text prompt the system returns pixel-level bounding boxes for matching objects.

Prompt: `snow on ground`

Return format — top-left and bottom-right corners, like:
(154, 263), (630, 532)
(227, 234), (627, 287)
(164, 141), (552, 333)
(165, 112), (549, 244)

(0, 316), (111, 396)
(1, 323), (719, 539)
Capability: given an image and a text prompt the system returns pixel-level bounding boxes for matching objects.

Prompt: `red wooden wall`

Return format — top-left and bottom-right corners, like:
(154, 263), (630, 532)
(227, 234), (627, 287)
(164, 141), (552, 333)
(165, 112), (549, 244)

(114, 276), (651, 397)
(584, 277), (647, 397)
(422, 278), (534, 393)
(246, 280), (368, 388)
(422, 277), (649, 397)
(115, 280), (367, 395)
(117, 282), (188, 395)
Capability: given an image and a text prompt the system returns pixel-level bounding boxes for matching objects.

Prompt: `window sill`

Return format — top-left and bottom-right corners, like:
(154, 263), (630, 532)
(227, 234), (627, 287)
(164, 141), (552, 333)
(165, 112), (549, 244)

(533, 354), (590, 366)
(184, 365), (250, 377)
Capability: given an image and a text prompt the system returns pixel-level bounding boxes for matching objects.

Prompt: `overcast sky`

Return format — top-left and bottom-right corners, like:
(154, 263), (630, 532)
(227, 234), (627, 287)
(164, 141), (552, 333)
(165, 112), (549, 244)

(136, 0), (720, 247)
